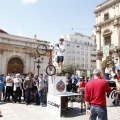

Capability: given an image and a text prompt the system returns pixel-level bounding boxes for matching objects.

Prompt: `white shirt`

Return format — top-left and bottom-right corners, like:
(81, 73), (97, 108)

(56, 44), (65, 56)
(105, 67), (111, 74)
(38, 78), (45, 89)
(14, 78), (22, 87)
(6, 76), (13, 86)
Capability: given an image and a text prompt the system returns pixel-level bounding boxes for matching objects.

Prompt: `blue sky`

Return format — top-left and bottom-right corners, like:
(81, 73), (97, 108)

(0, 0), (104, 44)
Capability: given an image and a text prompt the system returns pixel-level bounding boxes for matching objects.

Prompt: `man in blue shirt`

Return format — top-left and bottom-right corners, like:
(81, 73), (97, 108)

(1, 74), (5, 99)
(0, 74), (4, 101)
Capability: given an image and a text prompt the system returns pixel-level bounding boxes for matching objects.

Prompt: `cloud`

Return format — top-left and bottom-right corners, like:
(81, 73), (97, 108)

(22, 0), (38, 4)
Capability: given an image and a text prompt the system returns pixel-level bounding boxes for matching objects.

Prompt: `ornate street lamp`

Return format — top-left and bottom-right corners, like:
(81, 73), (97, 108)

(34, 55), (44, 76)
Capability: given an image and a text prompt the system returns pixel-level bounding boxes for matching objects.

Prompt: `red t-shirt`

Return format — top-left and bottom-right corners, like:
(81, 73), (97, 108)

(117, 76), (120, 82)
(85, 79), (111, 107)
(79, 82), (86, 88)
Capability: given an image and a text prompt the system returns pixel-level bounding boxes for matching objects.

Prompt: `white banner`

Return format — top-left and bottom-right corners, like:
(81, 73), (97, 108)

(103, 45), (109, 58)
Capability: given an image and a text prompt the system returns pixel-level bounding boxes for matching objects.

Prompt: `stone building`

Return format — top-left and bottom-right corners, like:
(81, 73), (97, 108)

(94, 0), (120, 72)
(0, 29), (50, 75)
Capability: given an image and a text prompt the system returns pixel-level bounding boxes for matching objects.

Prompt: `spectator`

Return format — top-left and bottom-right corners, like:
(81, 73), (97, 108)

(71, 75), (78, 93)
(66, 73), (72, 92)
(4, 73), (14, 102)
(105, 64), (111, 80)
(85, 69), (111, 120)
(23, 72), (33, 105)
(0, 75), (4, 101)
(37, 74), (45, 107)
(13, 73), (22, 103)
(43, 74), (48, 105)
(0, 111), (3, 117)
(1, 74), (5, 99)
(33, 74), (39, 105)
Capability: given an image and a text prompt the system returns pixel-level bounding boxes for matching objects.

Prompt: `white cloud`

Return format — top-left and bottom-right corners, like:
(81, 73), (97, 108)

(22, 0), (38, 4)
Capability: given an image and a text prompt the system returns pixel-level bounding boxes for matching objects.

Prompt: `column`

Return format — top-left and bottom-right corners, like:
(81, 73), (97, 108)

(25, 54), (30, 73)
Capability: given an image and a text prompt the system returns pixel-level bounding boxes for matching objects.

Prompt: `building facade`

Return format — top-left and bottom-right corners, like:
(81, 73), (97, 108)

(0, 29), (50, 75)
(94, 0), (120, 73)
(60, 33), (96, 76)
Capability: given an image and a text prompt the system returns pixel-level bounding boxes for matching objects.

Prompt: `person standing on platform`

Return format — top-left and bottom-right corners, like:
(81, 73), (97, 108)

(85, 69), (111, 120)
(56, 38), (65, 74)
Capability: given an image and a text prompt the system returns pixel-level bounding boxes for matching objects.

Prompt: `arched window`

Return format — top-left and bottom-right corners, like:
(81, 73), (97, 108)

(8, 57), (23, 65)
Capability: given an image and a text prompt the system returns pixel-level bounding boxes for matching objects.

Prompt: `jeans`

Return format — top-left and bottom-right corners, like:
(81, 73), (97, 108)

(26, 88), (32, 104)
(105, 73), (110, 80)
(4, 86), (13, 100)
(38, 88), (44, 105)
(89, 106), (108, 120)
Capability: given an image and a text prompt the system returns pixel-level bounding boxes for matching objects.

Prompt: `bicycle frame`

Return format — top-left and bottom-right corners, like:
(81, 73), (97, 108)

(49, 49), (53, 65)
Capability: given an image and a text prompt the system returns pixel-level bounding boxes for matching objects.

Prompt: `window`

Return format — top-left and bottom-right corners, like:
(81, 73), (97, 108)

(85, 58), (88, 62)
(81, 58), (84, 61)
(81, 52), (84, 55)
(91, 60), (96, 62)
(72, 44), (75, 47)
(67, 50), (71, 53)
(85, 64), (88, 68)
(104, 13), (109, 21)
(77, 51), (80, 54)
(91, 54), (96, 57)
(67, 56), (70, 60)
(81, 64), (84, 67)
(77, 57), (80, 60)
(85, 47), (88, 50)
(75, 39), (77, 42)
(85, 53), (88, 55)
(81, 46), (84, 49)
(104, 36), (111, 45)
(67, 44), (70, 46)
(72, 57), (75, 60)
(72, 51), (75, 54)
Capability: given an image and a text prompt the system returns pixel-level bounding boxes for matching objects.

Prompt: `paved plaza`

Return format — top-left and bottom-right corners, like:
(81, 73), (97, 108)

(0, 102), (120, 120)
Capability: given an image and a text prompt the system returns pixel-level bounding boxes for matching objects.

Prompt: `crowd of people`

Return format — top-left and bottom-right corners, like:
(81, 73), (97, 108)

(1, 65), (120, 120)
(0, 72), (48, 107)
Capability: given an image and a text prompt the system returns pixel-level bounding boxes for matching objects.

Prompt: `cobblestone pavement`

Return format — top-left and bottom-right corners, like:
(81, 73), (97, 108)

(0, 101), (120, 120)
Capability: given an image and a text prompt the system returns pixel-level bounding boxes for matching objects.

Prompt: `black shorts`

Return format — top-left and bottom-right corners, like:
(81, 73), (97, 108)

(57, 56), (64, 63)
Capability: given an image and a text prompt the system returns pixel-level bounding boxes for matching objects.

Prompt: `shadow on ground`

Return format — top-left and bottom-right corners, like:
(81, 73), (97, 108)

(61, 107), (86, 118)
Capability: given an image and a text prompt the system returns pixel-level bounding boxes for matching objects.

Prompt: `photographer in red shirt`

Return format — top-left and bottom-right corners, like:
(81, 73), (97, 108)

(85, 69), (111, 120)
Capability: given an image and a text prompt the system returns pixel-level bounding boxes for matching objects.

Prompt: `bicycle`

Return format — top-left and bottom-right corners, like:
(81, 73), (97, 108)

(37, 44), (56, 76)
(46, 45), (56, 76)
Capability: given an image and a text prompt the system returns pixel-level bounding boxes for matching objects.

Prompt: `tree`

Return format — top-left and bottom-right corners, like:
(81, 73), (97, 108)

(62, 64), (76, 76)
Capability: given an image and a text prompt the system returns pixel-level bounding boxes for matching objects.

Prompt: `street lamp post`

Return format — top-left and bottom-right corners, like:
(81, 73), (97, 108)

(34, 55), (44, 76)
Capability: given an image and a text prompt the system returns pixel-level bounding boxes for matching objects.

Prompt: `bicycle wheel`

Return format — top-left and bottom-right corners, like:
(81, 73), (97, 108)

(46, 65), (56, 76)
(37, 44), (47, 55)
